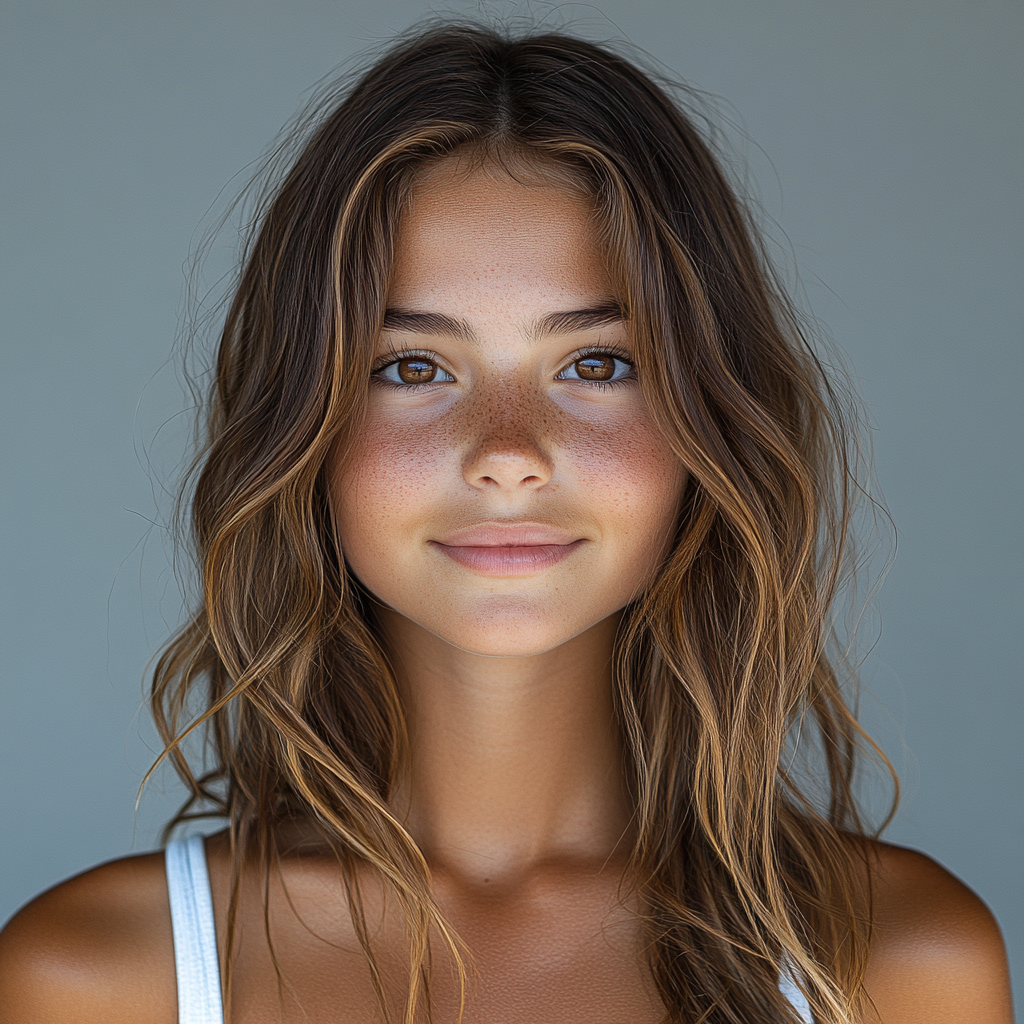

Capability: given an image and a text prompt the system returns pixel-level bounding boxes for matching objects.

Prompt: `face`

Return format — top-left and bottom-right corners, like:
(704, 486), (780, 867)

(333, 156), (687, 657)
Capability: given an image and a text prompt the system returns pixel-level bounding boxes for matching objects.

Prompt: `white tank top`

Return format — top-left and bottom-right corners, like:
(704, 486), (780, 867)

(165, 836), (813, 1022)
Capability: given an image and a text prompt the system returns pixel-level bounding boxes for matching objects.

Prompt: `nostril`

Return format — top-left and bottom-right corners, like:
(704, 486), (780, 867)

(464, 445), (554, 490)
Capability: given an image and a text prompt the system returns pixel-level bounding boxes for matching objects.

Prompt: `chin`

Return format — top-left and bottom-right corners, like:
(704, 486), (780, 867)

(418, 596), (596, 659)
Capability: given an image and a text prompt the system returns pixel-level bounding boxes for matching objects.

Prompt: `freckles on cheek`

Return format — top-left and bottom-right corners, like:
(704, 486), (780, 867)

(339, 409), (450, 533)
(563, 409), (683, 520)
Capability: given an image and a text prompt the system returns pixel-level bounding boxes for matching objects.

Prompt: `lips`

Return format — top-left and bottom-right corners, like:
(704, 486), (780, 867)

(430, 523), (585, 576)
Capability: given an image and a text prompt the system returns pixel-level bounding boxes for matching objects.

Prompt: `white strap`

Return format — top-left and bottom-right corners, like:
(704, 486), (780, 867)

(779, 959), (814, 1022)
(165, 836), (225, 1024)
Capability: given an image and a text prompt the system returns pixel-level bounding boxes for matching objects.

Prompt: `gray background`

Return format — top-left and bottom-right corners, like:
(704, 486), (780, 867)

(2, 0), (1021, 998)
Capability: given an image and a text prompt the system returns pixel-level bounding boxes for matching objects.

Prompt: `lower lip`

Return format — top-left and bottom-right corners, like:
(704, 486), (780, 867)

(432, 540), (585, 576)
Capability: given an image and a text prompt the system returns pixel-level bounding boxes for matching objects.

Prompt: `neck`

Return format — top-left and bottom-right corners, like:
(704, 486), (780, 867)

(380, 609), (633, 883)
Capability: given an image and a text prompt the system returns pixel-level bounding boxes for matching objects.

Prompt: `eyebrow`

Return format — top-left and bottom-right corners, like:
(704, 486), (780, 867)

(380, 301), (625, 343)
(380, 309), (474, 341)
(532, 302), (625, 339)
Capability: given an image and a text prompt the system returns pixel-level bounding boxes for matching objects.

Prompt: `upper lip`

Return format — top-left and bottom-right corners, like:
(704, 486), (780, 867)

(433, 522), (583, 547)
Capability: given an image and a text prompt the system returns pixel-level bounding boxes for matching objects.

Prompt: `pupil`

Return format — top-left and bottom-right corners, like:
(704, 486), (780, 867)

(576, 355), (615, 381)
(398, 358), (436, 384)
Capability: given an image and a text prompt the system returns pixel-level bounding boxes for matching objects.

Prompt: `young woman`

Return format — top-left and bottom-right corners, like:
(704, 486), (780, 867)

(0, 23), (1012, 1024)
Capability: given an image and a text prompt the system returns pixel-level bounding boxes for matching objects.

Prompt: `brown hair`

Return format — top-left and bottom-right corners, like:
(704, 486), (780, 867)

(151, 22), (895, 1023)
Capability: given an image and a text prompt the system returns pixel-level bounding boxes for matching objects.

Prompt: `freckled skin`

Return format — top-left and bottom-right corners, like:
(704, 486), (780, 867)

(334, 159), (688, 656)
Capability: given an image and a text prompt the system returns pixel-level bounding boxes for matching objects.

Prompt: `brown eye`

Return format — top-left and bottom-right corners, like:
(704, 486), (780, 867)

(397, 358), (437, 384)
(555, 352), (633, 385)
(574, 355), (616, 381)
(376, 355), (454, 387)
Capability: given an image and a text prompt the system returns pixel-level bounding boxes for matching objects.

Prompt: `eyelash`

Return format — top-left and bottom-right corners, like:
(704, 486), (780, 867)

(370, 347), (637, 390)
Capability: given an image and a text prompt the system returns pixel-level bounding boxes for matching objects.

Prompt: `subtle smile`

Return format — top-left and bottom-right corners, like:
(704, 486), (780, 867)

(430, 524), (586, 577)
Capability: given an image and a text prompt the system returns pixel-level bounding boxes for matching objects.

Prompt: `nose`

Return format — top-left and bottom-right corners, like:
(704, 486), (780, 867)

(462, 394), (554, 491)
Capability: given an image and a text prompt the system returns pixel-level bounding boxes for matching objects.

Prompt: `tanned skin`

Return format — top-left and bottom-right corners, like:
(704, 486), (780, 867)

(0, 161), (1012, 1023)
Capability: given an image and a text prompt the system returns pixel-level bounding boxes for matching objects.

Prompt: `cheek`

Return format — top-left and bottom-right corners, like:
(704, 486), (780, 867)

(333, 406), (452, 554)
(561, 405), (685, 544)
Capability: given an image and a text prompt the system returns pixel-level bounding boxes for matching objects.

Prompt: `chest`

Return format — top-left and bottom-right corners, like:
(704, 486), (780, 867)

(223, 871), (664, 1023)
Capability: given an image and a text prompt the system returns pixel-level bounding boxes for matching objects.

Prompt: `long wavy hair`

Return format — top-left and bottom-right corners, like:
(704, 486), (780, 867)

(151, 22), (895, 1024)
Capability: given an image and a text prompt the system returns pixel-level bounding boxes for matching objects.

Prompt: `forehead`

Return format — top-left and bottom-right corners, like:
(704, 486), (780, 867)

(388, 156), (616, 310)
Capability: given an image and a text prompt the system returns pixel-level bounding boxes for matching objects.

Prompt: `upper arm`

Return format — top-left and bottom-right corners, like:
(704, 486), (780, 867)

(0, 854), (177, 1024)
(862, 844), (1014, 1024)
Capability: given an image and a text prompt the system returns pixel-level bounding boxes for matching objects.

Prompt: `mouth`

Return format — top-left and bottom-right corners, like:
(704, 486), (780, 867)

(430, 523), (586, 576)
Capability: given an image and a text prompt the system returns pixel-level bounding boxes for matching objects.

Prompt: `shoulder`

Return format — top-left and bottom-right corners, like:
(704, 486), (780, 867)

(0, 850), (177, 1024)
(861, 840), (1013, 1024)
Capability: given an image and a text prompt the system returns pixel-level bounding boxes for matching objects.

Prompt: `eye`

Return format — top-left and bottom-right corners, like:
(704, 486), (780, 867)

(375, 355), (455, 386)
(556, 352), (634, 384)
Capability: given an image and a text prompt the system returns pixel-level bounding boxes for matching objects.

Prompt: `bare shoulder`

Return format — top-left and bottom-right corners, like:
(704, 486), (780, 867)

(0, 851), (176, 1024)
(862, 840), (1013, 1024)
